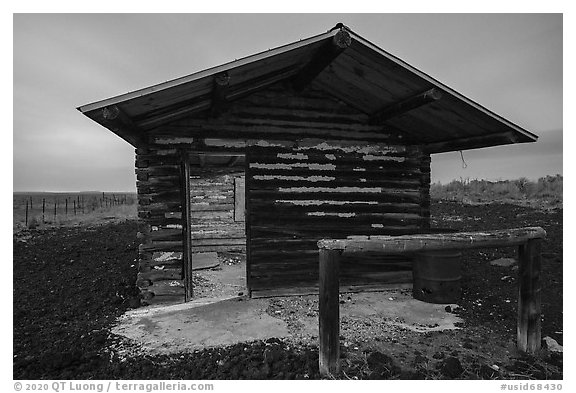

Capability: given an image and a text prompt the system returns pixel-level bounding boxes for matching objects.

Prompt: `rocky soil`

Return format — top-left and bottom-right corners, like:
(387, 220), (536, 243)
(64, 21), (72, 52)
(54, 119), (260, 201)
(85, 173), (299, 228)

(13, 201), (562, 379)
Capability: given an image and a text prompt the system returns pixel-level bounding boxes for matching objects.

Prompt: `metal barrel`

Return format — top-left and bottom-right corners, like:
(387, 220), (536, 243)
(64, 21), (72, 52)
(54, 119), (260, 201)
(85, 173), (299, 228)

(412, 250), (462, 304)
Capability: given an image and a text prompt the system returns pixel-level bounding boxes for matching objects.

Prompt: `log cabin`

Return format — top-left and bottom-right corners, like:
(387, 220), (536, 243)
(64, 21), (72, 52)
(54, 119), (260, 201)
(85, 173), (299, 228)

(78, 24), (538, 305)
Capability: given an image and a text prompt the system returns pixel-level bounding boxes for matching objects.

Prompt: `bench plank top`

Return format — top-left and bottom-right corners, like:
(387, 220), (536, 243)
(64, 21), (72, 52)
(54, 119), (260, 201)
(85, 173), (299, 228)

(317, 227), (546, 253)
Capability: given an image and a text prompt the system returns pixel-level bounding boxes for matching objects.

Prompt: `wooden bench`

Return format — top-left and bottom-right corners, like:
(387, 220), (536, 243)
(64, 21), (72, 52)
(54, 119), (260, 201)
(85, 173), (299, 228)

(316, 227), (547, 377)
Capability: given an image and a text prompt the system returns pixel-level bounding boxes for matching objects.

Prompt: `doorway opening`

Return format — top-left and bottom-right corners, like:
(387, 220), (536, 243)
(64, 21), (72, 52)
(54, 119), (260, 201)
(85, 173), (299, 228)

(186, 152), (247, 300)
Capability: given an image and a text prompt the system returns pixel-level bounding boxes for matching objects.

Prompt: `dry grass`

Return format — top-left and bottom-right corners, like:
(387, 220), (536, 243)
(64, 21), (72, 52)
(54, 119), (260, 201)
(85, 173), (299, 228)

(14, 204), (137, 232)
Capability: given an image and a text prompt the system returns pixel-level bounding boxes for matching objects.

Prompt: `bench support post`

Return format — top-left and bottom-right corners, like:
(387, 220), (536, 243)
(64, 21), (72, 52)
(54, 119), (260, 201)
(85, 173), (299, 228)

(319, 249), (342, 377)
(517, 239), (542, 353)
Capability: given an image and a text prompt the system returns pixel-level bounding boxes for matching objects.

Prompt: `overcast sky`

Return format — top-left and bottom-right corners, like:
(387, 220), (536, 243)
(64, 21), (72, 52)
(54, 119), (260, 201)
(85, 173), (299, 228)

(13, 13), (562, 192)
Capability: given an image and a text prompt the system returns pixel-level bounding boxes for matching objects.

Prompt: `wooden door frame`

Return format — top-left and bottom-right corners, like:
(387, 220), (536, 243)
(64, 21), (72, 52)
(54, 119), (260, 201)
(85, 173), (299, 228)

(180, 149), (250, 301)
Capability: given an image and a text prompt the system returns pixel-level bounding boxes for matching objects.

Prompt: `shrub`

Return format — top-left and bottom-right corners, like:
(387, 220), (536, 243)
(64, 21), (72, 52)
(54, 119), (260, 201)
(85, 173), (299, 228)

(430, 175), (562, 207)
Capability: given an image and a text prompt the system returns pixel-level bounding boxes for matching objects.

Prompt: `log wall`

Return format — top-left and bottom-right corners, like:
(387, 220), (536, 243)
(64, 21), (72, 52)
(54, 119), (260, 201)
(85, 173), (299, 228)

(246, 139), (429, 296)
(135, 146), (186, 305)
(134, 83), (431, 304)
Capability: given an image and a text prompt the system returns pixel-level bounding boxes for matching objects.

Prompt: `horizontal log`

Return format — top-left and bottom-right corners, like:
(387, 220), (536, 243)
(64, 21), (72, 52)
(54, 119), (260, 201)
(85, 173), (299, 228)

(248, 177), (421, 188)
(144, 228), (183, 242)
(140, 241), (183, 252)
(248, 264), (412, 278)
(190, 191), (233, 199)
(143, 281), (185, 297)
(247, 162), (421, 173)
(139, 258), (182, 271)
(135, 147), (150, 155)
(173, 114), (393, 135)
(250, 238), (325, 247)
(250, 224), (422, 239)
(136, 170), (181, 181)
(250, 248), (319, 258)
(318, 227), (547, 252)
(138, 191), (182, 204)
(191, 238), (245, 246)
(190, 203), (235, 212)
(248, 188), (424, 200)
(144, 147), (180, 156)
(249, 269), (414, 284)
(190, 210), (233, 220)
(192, 231), (246, 240)
(250, 213), (424, 226)
(138, 208), (182, 219)
(139, 216), (183, 226)
(136, 164), (180, 174)
(191, 244), (246, 252)
(158, 123), (396, 143)
(136, 154), (181, 165)
(249, 252), (412, 267)
(138, 201), (181, 210)
(250, 201), (425, 215)
(249, 269), (412, 289)
(136, 174), (180, 184)
(137, 183), (180, 195)
(247, 137), (408, 153)
(248, 191), (424, 206)
(226, 105), (369, 125)
(248, 146), (417, 159)
(153, 136), (196, 144)
(247, 167), (424, 179)
(250, 283), (413, 298)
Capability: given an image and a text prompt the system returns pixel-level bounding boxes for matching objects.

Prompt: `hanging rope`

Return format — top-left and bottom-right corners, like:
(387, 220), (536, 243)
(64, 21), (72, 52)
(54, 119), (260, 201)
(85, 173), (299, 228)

(459, 150), (468, 169)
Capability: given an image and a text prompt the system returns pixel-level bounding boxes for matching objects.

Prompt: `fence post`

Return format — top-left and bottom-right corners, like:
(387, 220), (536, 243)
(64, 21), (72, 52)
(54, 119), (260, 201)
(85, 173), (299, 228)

(319, 248), (342, 377)
(42, 198), (45, 223)
(73, 200), (76, 215)
(54, 200), (57, 220)
(65, 198), (68, 215)
(30, 196), (33, 210)
(25, 200), (29, 227)
(517, 239), (542, 353)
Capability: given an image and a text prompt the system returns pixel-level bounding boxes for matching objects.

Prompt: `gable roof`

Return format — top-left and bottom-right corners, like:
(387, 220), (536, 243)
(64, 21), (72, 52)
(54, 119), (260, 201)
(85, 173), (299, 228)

(78, 24), (538, 152)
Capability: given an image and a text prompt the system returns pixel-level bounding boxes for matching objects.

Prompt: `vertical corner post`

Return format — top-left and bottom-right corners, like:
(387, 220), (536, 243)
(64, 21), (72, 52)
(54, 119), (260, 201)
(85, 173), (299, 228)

(180, 150), (193, 301)
(319, 248), (342, 377)
(244, 148), (252, 297)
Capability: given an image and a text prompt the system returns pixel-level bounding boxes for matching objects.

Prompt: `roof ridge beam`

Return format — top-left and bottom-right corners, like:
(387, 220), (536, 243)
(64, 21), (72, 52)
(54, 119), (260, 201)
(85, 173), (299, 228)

(369, 88), (443, 124)
(292, 29), (352, 92)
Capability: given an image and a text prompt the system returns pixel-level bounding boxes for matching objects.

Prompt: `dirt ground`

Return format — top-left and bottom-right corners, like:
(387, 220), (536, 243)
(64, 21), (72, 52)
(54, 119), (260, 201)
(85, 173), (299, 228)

(12, 201), (562, 379)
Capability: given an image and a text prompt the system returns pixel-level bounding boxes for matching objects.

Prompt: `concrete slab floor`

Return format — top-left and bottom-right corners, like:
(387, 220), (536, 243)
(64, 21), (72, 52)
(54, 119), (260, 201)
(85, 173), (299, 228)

(111, 289), (463, 355)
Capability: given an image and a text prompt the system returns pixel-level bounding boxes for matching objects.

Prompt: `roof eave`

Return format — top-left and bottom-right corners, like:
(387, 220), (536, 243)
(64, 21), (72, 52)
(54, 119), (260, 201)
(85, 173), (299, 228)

(77, 29), (339, 115)
(423, 130), (537, 154)
(348, 32), (539, 144)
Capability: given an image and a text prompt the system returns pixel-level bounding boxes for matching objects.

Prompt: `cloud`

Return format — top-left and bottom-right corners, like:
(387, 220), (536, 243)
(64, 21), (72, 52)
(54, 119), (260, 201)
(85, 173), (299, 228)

(12, 14), (562, 191)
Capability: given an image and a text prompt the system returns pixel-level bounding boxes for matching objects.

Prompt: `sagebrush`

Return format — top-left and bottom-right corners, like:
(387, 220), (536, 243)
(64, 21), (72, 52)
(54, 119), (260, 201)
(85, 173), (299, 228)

(430, 175), (562, 207)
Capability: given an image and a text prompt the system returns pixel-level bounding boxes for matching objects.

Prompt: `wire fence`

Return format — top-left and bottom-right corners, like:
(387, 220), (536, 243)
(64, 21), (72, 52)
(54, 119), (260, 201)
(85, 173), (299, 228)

(14, 192), (138, 228)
